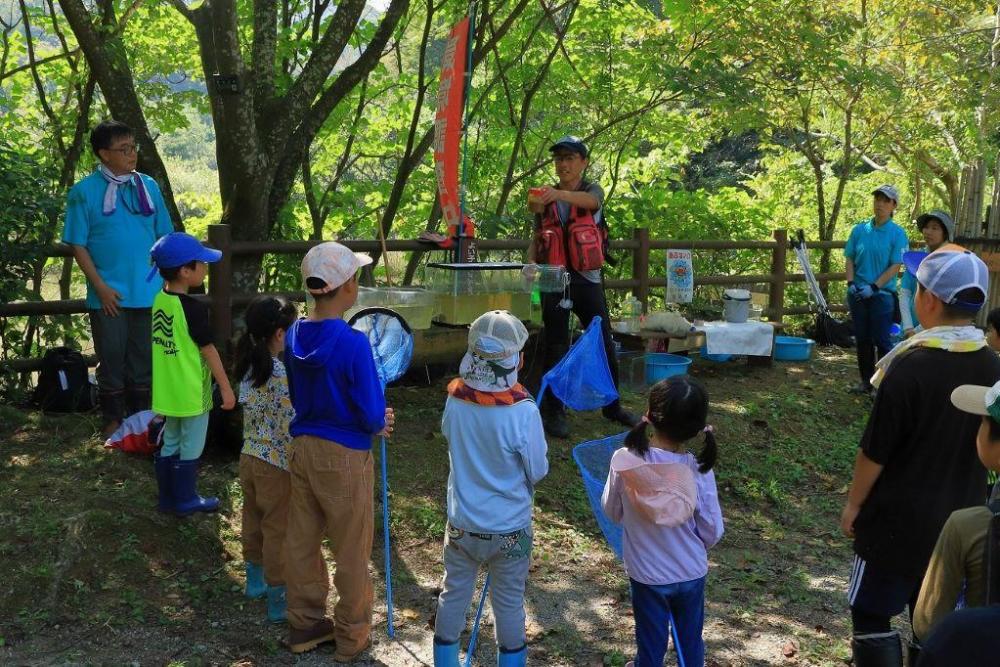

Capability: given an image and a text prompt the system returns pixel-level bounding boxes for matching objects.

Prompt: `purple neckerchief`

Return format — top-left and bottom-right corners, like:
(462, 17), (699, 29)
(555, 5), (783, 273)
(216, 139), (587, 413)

(99, 165), (154, 217)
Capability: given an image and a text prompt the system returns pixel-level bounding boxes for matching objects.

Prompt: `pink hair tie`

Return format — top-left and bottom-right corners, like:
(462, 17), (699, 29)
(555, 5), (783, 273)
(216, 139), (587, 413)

(703, 424), (715, 434)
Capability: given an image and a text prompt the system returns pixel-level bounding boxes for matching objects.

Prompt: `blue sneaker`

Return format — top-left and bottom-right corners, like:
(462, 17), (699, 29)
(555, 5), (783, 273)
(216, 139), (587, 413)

(244, 562), (266, 599)
(266, 585), (286, 623)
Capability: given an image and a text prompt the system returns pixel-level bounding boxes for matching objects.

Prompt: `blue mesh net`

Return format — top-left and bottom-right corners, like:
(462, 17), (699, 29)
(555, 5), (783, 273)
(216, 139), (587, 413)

(349, 308), (414, 391)
(538, 316), (619, 410)
(571, 432), (627, 560)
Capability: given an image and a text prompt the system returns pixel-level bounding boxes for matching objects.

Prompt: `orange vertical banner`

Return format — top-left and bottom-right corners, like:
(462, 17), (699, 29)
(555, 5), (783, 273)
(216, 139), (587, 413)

(434, 17), (469, 233)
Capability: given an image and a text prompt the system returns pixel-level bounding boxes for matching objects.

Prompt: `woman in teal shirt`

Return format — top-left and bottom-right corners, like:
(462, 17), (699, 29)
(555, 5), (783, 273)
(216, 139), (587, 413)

(899, 210), (953, 338)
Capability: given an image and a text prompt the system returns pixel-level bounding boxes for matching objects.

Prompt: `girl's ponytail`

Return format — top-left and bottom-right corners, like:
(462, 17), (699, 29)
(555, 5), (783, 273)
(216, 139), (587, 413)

(625, 416), (650, 457)
(234, 296), (297, 388)
(696, 426), (717, 473)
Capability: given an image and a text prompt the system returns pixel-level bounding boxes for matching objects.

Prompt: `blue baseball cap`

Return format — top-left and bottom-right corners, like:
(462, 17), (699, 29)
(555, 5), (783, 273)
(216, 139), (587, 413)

(549, 135), (589, 158)
(147, 232), (222, 281)
(872, 184), (899, 203)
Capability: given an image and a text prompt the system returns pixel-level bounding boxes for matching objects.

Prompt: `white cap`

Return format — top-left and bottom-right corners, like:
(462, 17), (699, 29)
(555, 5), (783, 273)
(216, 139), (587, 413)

(468, 310), (529, 358)
(301, 242), (373, 294)
(951, 381), (1000, 421)
(905, 243), (989, 311)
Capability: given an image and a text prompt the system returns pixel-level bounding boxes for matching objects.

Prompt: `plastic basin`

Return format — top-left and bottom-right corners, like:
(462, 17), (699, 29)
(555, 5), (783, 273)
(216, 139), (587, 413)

(774, 336), (815, 361)
(699, 345), (733, 363)
(645, 353), (692, 384)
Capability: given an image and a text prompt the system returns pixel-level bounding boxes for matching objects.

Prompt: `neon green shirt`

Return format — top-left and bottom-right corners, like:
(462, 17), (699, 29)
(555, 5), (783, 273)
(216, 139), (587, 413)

(152, 290), (212, 417)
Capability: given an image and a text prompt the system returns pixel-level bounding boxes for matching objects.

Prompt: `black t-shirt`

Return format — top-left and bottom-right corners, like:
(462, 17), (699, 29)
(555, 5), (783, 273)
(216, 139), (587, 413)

(165, 290), (213, 348)
(854, 347), (1000, 580)
(917, 606), (1000, 666)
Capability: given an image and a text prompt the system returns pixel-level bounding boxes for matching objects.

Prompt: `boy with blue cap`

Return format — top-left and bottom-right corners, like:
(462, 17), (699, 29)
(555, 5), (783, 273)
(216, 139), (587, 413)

(149, 232), (235, 516)
(840, 244), (1000, 666)
(844, 185), (909, 394)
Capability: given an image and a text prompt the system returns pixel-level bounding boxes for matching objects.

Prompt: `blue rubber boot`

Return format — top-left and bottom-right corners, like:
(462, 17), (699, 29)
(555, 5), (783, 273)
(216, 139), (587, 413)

(266, 585), (286, 623)
(153, 453), (177, 513)
(433, 637), (461, 667)
(244, 562), (266, 599)
(170, 458), (220, 516)
(497, 644), (527, 667)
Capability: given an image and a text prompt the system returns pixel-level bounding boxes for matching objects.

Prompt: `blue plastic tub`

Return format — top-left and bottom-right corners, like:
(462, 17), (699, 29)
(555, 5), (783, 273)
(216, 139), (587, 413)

(774, 336), (815, 361)
(645, 353), (692, 384)
(699, 345), (733, 363)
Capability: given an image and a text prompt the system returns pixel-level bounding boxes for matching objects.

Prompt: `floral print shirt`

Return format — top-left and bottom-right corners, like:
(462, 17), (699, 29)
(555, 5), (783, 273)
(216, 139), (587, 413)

(239, 358), (295, 471)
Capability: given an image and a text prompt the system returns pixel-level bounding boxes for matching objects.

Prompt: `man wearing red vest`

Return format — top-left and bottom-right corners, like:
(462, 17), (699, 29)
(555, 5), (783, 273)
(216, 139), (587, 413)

(527, 136), (639, 438)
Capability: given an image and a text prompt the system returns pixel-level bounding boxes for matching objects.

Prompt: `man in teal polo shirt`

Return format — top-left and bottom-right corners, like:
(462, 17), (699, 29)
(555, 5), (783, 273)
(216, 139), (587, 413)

(62, 120), (174, 434)
(844, 185), (909, 394)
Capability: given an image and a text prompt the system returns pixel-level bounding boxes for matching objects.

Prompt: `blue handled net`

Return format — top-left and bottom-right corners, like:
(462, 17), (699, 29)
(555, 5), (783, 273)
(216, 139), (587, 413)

(571, 432), (627, 560)
(347, 306), (414, 640)
(538, 316), (618, 411)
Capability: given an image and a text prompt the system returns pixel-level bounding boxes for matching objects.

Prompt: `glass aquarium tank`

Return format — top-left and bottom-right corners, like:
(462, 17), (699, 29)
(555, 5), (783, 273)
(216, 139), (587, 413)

(423, 262), (531, 324)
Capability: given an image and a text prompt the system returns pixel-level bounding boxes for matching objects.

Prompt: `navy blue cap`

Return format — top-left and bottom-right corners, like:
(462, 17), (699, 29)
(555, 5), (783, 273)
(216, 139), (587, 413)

(549, 135), (588, 158)
(147, 232), (222, 281)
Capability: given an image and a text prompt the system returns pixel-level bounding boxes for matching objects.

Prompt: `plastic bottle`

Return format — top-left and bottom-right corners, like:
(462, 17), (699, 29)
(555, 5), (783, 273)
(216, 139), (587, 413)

(626, 295), (642, 333)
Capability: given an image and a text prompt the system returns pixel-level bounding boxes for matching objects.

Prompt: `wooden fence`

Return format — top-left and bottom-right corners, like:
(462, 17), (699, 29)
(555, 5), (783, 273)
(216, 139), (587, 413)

(0, 226), (851, 372)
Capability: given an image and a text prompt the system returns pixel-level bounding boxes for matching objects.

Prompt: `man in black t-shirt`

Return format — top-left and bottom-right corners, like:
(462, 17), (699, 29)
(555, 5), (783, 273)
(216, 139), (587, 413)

(840, 244), (1000, 667)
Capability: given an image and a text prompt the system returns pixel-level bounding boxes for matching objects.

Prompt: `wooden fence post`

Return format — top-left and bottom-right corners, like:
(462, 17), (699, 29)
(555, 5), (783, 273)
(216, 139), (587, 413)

(769, 229), (788, 322)
(632, 227), (650, 312)
(208, 224), (233, 350)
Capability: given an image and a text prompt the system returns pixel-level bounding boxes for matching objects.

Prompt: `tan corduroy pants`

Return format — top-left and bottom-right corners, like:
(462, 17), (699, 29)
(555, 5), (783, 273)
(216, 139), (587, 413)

(284, 435), (374, 656)
(239, 453), (291, 586)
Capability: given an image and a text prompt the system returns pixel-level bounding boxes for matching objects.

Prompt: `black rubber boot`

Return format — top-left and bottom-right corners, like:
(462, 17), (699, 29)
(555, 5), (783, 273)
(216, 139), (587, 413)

(125, 386), (151, 416)
(856, 343), (876, 392)
(541, 393), (569, 439)
(851, 631), (903, 667)
(602, 400), (640, 428)
(99, 391), (125, 435)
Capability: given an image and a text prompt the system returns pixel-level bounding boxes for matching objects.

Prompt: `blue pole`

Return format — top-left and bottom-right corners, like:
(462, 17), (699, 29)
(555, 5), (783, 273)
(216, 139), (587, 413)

(669, 608), (685, 667)
(464, 573), (490, 667)
(382, 435), (394, 638)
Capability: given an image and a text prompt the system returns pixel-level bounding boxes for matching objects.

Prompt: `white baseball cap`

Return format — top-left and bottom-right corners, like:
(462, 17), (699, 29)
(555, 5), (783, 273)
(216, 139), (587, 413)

(301, 242), (372, 294)
(468, 310), (529, 358)
(903, 243), (988, 311)
(951, 381), (1000, 421)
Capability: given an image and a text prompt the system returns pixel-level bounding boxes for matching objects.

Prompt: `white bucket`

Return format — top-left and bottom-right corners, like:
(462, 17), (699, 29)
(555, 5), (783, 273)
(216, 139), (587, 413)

(722, 289), (752, 323)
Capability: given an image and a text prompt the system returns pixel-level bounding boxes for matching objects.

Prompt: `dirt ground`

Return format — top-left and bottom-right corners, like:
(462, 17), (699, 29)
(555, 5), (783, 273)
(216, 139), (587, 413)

(1, 347), (890, 666)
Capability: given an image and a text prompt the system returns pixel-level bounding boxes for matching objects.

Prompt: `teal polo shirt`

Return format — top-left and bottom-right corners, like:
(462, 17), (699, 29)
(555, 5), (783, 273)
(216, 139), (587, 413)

(62, 170), (174, 309)
(843, 217), (908, 293)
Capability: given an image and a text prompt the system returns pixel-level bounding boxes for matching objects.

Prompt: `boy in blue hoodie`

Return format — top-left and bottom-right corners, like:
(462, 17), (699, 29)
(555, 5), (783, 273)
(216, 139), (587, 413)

(283, 241), (394, 661)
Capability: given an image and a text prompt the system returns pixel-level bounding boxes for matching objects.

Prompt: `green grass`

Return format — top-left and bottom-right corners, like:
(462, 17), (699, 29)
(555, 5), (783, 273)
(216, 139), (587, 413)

(0, 347), (867, 664)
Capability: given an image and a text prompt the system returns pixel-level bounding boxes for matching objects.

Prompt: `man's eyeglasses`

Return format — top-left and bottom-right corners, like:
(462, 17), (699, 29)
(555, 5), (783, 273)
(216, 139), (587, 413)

(106, 144), (140, 156)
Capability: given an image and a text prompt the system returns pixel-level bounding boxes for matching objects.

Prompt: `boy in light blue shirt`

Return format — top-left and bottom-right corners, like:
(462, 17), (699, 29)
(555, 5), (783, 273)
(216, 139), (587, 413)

(843, 185), (909, 394)
(434, 310), (548, 667)
(62, 120), (173, 433)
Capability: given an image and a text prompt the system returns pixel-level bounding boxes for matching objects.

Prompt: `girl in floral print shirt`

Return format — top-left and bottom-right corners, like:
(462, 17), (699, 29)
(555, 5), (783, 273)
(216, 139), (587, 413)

(234, 296), (297, 623)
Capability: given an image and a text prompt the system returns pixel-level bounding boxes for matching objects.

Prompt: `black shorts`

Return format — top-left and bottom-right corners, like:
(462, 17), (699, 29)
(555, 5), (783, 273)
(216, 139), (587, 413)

(848, 554), (923, 617)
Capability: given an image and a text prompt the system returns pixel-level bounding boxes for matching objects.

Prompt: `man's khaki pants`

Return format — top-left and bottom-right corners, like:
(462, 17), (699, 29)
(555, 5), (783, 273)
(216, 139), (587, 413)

(239, 454), (291, 585)
(285, 435), (374, 656)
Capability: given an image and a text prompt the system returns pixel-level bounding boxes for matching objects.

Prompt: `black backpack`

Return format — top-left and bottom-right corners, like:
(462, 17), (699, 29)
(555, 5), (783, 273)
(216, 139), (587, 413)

(33, 347), (95, 412)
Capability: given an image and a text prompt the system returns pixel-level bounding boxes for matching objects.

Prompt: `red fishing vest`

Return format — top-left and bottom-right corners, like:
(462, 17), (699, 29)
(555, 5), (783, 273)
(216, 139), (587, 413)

(533, 186), (606, 272)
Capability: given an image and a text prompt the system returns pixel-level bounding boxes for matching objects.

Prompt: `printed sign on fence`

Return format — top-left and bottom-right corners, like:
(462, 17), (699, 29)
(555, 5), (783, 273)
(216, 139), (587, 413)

(666, 249), (693, 303)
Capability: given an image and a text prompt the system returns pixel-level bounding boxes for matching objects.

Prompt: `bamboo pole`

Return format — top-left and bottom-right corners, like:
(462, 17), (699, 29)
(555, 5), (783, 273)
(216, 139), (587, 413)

(990, 154), (1000, 239)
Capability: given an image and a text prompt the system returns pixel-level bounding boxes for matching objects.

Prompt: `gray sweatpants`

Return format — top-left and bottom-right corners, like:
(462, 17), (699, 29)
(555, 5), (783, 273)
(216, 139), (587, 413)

(434, 524), (533, 651)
